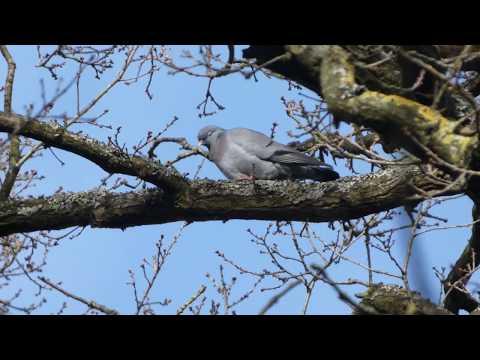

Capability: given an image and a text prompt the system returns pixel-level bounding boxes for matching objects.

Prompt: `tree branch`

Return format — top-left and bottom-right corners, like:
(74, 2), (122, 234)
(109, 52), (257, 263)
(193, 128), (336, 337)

(0, 45), (19, 201)
(354, 283), (453, 315)
(244, 45), (479, 174)
(443, 192), (480, 314)
(0, 111), (189, 194)
(39, 277), (119, 315)
(319, 46), (477, 170)
(0, 165), (458, 236)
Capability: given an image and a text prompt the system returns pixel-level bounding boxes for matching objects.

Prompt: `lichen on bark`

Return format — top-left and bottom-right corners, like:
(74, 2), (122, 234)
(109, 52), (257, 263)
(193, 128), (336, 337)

(354, 284), (452, 315)
(319, 46), (478, 169)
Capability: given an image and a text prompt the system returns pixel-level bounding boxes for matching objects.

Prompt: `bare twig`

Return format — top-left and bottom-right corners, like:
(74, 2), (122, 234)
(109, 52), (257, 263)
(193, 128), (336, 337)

(176, 285), (207, 315)
(311, 264), (377, 315)
(258, 280), (301, 315)
(38, 277), (119, 315)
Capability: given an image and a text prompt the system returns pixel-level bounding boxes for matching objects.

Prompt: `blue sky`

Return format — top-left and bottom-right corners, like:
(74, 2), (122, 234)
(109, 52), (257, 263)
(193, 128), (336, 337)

(1, 45), (475, 314)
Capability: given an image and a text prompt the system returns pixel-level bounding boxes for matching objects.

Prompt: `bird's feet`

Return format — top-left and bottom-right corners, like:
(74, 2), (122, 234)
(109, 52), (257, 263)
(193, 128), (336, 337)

(236, 174), (256, 181)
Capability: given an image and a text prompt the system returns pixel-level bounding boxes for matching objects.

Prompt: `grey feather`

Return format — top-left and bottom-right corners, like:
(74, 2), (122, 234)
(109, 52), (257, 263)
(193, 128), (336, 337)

(197, 125), (339, 181)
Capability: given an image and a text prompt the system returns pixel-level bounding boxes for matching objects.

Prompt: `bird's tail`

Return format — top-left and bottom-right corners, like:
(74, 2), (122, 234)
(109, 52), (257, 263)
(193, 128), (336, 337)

(295, 165), (339, 182)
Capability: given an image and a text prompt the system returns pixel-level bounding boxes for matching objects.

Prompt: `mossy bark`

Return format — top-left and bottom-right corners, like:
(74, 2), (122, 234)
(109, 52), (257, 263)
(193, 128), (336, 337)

(354, 284), (452, 315)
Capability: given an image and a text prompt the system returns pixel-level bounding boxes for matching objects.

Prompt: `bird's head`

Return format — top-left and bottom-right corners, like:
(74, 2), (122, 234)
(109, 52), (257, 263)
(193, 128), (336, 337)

(197, 125), (224, 149)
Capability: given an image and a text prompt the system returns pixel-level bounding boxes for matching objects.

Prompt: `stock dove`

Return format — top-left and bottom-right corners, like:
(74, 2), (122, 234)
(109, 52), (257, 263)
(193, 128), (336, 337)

(197, 125), (339, 181)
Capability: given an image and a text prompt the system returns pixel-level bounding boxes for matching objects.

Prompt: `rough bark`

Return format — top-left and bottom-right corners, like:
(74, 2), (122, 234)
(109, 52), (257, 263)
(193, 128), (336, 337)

(0, 112), (188, 193)
(443, 190), (480, 314)
(0, 165), (453, 236)
(354, 284), (453, 315)
(245, 45), (479, 172)
(3, 45), (480, 314)
(243, 44), (480, 314)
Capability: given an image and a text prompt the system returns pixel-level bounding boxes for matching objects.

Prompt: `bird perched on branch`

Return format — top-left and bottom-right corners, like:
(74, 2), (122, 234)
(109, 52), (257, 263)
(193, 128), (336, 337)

(197, 125), (339, 181)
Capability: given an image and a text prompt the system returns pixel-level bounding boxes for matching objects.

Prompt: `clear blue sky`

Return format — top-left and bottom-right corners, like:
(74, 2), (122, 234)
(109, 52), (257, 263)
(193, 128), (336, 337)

(1, 45), (474, 314)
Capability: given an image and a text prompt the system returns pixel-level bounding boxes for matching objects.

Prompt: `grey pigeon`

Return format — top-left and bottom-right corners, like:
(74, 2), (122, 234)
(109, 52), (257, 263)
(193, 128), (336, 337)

(197, 125), (339, 181)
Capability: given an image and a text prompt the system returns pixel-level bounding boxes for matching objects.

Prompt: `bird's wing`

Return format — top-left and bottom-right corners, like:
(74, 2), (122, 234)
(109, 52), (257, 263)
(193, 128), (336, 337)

(267, 148), (326, 166)
(226, 128), (324, 166)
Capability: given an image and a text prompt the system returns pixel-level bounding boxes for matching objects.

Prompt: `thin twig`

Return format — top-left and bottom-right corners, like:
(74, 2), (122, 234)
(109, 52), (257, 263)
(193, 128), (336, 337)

(258, 280), (301, 315)
(311, 264), (377, 315)
(39, 277), (119, 315)
(176, 285), (207, 315)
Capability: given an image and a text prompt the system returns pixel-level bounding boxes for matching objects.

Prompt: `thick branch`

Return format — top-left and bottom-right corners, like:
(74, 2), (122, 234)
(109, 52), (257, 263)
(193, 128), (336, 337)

(443, 192), (480, 314)
(354, 284), (452, 315)
(0, 165), (457, 236)
(319, 46), (478, 170)
(244, 45), (479, 173)
(0, 45), (19, 201)
(435, 45), (480, 71)
(0, 112), (188, 193)
(243, 45), (322, 94)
